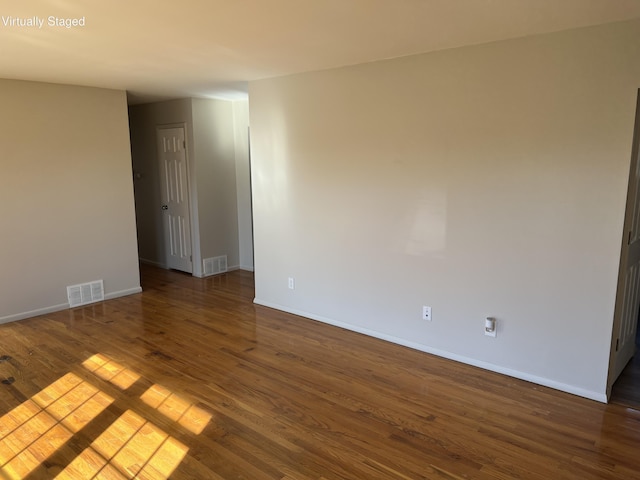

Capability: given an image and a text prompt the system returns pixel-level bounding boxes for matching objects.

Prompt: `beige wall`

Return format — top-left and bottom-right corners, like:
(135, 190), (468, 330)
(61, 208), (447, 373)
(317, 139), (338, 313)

(249, 19), (640, 401)
(0, 80), (141, 322)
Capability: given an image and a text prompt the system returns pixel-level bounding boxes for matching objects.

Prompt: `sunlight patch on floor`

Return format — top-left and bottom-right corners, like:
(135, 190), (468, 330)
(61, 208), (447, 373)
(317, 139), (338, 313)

(0, 353), (209, 479)
(0, 373), (113, 479)
(141, 384), (212, 435)
(56, 410), (188, 479)
(82, 354), (140, 390)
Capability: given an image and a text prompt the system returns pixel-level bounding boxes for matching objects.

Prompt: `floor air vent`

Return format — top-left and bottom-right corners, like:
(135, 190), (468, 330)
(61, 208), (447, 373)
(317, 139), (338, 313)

(203, 255), (228, 276)
(67, 280), (104, 308)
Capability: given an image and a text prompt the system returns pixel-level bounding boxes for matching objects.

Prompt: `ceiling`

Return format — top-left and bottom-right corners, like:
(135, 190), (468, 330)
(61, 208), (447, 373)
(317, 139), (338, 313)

(2, 0), (640, 104)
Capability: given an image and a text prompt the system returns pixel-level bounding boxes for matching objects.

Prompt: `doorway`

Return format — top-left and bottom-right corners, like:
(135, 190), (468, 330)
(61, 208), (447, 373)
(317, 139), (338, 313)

(611, 312), (640, 408)
(129, 99), (254, 278)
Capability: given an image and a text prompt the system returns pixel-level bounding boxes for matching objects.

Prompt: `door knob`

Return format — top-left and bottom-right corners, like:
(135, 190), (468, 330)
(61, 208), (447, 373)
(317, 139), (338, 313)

(161, 205), (168, 210)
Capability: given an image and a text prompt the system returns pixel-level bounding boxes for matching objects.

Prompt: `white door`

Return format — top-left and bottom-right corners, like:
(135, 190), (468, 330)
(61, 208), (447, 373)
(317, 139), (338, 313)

(610, 91), (640, 386)
(157, 127), (193, 273)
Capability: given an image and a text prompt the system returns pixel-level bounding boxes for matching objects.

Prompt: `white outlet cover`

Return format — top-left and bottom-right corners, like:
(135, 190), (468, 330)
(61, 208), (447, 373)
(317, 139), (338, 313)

(485, 318), (497, 337)
(288, 277), (295, 290)
(422, 306), (432, 321)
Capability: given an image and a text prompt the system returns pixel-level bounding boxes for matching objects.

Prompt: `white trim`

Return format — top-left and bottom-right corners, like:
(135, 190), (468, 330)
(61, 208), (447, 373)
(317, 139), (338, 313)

(0, 286), (142, 325)
(239, 265), (254, 272)
(104, 286), (142, 301)
(253, 299), (608, 404)
(0, 303), (69, 325)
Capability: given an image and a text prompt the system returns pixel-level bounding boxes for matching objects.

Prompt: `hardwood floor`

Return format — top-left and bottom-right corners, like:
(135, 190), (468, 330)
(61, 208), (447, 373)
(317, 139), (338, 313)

(1, 265), (640, 479)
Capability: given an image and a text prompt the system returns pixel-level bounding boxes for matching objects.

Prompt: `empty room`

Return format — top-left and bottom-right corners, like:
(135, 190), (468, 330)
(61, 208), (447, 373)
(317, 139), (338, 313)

(2, 1), (640, 479)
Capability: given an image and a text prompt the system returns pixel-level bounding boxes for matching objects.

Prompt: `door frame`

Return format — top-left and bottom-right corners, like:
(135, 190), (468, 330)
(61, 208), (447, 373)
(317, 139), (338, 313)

(156, 123), (201, 277)
(607, 90), (640, 397)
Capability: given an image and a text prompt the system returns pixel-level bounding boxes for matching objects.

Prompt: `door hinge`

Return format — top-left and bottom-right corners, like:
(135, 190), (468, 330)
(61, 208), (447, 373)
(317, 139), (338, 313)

(183, 140), (186, 149)
(629, 231), (632, 244)
(190, 255), (192, 262)
(616, 338), (620, 351)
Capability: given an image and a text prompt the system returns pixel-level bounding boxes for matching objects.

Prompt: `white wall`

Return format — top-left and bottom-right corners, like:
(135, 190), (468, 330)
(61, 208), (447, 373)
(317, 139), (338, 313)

(192, 98), (240, 269)
(249, 19), (640, 401)
(0, 80), (141, 323)
(233, 100), (254, 271)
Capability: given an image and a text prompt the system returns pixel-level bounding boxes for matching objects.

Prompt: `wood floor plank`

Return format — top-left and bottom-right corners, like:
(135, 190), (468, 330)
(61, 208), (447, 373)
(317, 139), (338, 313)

(0, 265), (639, 479)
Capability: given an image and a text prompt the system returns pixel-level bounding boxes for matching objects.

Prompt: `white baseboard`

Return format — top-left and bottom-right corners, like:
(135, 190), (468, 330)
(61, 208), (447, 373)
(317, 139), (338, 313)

(0, 286), (143, 325)
(253, 299), (608, 404)
(0, 303), (69, 325)
(239, 265), (254, 272)
(105, 286), (142, 300)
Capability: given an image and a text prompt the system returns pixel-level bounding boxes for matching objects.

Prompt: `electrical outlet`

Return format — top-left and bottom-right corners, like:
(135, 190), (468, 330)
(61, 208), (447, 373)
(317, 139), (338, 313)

(485, 317), (497, 337)
(422, 306), (432, 321)
(288, 277), (295, 290)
